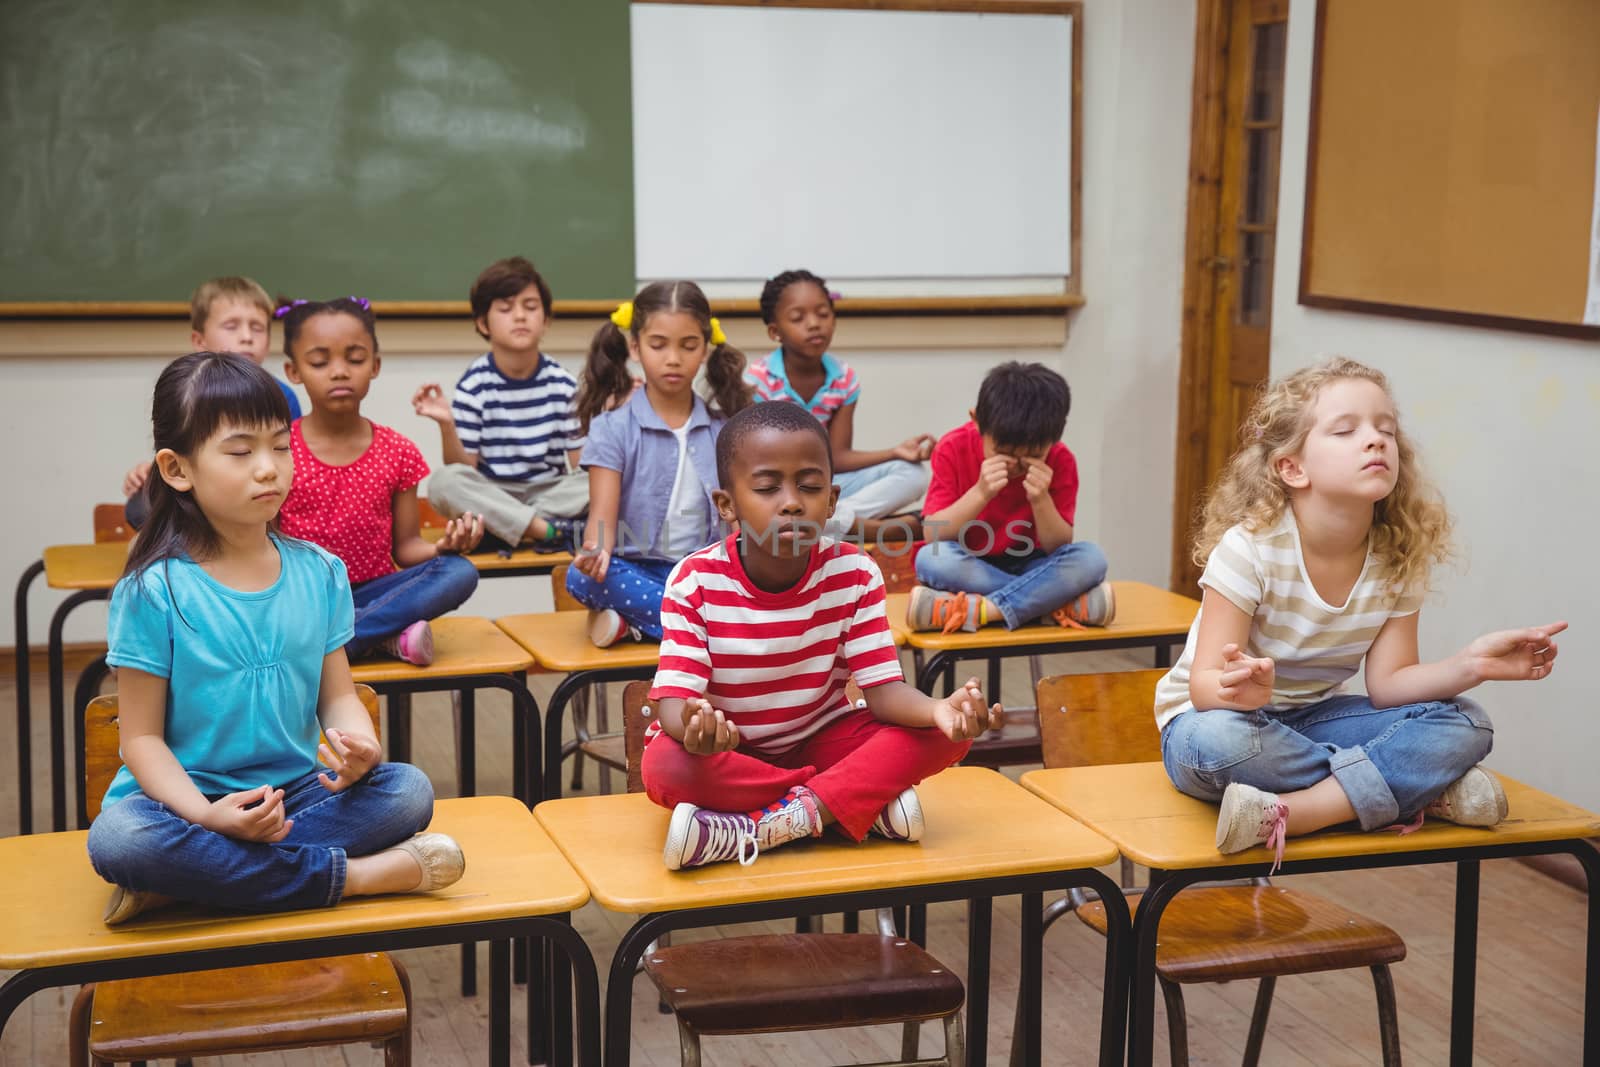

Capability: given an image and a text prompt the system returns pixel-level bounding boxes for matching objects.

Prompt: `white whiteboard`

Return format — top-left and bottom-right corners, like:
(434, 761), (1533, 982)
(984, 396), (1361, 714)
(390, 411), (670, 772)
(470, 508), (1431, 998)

(631, 4), (1074, 290)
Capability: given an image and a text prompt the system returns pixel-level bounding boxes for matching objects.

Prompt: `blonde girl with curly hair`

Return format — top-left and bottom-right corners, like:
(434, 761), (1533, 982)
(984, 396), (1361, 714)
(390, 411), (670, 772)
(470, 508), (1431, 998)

(1154, 357), (1565, 866)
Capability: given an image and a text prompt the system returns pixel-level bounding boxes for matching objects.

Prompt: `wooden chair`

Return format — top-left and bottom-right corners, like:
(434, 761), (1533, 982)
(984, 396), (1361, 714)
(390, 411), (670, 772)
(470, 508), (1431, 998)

(92, 503), (134, 543)
(619, 681), (966, 1067)
(1015, 670), (1404, 1067)
(69, 686), (413, 1067)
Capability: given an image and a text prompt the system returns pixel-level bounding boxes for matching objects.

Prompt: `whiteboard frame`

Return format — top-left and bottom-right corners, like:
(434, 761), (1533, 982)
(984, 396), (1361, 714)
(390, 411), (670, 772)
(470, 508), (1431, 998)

(630, 0), (1082, 306)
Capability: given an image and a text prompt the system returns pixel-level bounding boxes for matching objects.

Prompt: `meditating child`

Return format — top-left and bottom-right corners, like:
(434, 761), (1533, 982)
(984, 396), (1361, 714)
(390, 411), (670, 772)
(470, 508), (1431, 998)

(644, 401), (1003, 870)
(276, 297), (483, 666)
(413, 256), (588, 549)
(745, 269), (934, 536)
(89, 353), (461, 925)
(1156, 357), (1564, 865)
(910, 361), (1114, 632)
(122, 276), (302, 528)
(567, 280), (753, 647)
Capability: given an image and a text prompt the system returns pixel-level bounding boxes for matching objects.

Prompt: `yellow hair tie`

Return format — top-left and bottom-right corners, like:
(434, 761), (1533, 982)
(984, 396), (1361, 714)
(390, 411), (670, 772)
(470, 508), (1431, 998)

(610, 301), (633, 330)
(710, 317), (727, 346)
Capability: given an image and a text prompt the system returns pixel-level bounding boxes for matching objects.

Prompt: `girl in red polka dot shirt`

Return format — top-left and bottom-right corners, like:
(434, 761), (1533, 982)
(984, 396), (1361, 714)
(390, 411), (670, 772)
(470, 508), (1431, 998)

(277, 298), (483, 665)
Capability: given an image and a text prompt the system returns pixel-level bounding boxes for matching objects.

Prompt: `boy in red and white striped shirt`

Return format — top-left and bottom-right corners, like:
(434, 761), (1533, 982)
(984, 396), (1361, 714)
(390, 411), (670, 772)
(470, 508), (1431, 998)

(646, 402), (1003, 870)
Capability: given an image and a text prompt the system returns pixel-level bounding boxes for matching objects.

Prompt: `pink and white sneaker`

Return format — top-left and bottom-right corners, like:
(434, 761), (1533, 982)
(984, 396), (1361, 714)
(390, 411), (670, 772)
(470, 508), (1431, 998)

(1215, 782), (1289, 873)
(588, 609), (638, 649)
(382, 620), (435, 666)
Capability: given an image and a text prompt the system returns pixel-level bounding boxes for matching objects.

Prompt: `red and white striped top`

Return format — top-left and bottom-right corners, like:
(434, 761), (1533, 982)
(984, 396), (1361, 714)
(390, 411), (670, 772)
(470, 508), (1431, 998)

(649, 534), (904, 755)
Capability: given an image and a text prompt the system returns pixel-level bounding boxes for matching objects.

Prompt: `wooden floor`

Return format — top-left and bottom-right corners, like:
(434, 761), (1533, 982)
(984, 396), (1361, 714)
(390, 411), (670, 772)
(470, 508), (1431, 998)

(0, 645), (1589, 1065)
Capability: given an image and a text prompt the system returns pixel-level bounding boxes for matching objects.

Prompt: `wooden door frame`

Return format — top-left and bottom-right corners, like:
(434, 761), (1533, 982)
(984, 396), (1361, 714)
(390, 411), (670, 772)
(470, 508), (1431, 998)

(1169, 0), (1238, 594)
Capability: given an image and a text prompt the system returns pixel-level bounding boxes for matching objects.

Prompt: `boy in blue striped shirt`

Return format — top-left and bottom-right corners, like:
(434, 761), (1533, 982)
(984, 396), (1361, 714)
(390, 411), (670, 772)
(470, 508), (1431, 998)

(413, 257), (589, 547)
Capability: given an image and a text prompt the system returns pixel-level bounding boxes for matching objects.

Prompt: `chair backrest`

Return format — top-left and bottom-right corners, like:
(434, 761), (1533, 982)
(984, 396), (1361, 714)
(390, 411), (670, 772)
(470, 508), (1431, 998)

(85, 685), (384, 821)
(1034, 670), (1168, 769)
(621, 679), (655, 795)
(417, 498), (448, 530)
(94, 503), (134, 543)
(549, 564), (585, 612)
(865, 544), (917, 594)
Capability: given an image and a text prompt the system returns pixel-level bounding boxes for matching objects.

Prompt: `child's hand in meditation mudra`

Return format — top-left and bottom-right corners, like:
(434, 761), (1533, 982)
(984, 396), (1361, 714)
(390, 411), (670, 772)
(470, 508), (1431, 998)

(933, 677), (1004, 742)
(682, 698), (742, 755)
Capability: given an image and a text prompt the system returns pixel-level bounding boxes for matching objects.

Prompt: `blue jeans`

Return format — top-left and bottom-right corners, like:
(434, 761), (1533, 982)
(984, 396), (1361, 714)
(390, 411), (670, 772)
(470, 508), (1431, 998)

(1160, 694), (1494, 831)
(913, 540), (1108, 629)
(347, 555), (480, 658)
(86, 762), (434, 912)
(564, 556), (677, 642)
(830, 460), (928, 532)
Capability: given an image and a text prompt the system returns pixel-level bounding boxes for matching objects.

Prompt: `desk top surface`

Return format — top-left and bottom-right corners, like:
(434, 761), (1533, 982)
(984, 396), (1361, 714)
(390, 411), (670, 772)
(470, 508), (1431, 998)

(0, 796), (587, 971)
(1022, 762), (1600, 871)
(886, 581), (1199, 652)
(348, 615), (533, 681)
(536, 766), (1117, 913)
(418, 527), (572, 573)
(42, 542), (130, 590)
(497, 612), (663, 672)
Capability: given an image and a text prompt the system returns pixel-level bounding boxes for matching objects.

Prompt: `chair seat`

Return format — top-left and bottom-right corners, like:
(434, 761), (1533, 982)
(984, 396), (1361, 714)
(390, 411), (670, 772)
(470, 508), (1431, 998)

(1076, 885), (1406, 983)
(86, 953), (407, 1059)
(643, 933), (964, 1034)
(578, 733), (627, 771)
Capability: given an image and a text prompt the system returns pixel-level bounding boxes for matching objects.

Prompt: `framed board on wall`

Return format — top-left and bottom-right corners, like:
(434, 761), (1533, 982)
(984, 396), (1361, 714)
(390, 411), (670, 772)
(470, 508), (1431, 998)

(631, 0), (1082, 309)
(1299, 0), (1600, 339)
(0, 0), (634, 316)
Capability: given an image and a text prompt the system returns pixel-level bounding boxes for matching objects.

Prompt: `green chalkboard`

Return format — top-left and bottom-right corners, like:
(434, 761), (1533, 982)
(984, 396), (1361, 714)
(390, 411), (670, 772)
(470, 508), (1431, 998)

(0, 0), (633, 305)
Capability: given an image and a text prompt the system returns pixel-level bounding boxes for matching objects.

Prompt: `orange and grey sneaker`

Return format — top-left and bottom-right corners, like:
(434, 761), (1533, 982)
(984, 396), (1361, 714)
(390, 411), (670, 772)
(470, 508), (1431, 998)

(907, 585), (975, 633)
(1050, 581), (1116, 630)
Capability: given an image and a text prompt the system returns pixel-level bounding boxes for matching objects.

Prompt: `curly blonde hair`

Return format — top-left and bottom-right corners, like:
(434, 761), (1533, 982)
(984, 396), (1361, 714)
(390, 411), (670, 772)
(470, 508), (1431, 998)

(1193, 357), (1453, 597)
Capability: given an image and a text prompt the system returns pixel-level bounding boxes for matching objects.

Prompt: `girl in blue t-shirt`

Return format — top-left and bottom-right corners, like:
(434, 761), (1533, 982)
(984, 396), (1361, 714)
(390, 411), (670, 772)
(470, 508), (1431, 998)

(567, 280), (752, 647)
(86, 352), (462, 925)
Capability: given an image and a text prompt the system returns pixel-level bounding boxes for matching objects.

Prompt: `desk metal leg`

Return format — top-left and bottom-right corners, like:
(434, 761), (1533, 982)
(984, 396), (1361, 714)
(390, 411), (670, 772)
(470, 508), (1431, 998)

(1014, 891), (1042, 1067)
(1574, 842), (1600, 1066)
(1128, 869), (1182, 1067)
(387, 691), (413, 764)
(967, 897), (992, 1067)
(458, 688), (478, 797)
(12, 559), (42, 835)
(48, 589), (107, 832)
(1450, 859), (1480, 1067)
(490, 938), (511, 1067)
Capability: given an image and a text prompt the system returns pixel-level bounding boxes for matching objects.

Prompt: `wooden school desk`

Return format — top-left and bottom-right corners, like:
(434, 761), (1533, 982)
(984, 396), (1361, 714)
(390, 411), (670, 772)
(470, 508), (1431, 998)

(0, 796), (601, 1067)
(888, 580), (1200, 696)
(496, 612), (663, 803)
(12, 541), (129, 834)
(1020, 762), (1600, 1067)
(536, 766), (1130, 1067)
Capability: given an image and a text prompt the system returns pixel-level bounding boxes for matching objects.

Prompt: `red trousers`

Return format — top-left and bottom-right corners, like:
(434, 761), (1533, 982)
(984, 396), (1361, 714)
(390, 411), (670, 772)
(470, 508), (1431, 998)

(641, 708), (971, 841)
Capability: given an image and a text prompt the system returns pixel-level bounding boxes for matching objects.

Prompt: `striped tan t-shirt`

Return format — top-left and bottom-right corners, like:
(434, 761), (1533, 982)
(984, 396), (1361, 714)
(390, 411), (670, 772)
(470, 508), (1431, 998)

(1153, 511), (1423, 730)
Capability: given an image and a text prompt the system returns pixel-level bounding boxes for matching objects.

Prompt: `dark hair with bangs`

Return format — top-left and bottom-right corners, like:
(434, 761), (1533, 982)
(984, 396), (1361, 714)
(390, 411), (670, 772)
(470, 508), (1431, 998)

(470, 256), (553, 340)
(973, 361), (1071, 450)
(715, 400), (832, 488)
(124, 352), (292, 579)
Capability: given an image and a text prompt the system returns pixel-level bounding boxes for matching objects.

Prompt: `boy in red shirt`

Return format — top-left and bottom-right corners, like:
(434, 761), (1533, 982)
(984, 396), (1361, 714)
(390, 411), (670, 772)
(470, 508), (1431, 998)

(646, 402), (1002, 870)
(909, 362), (1114, 632)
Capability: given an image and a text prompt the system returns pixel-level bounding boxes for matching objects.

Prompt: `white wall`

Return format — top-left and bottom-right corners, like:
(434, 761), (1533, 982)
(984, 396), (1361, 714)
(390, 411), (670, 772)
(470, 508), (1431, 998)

(1, 0), (1198, 654)
(1273, 5), (1600, 809)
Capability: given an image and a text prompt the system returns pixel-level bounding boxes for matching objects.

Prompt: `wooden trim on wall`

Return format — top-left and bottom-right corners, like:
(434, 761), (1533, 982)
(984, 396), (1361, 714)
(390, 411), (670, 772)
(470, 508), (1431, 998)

(1299, 294), (1600, 342)
(0, 294), (1085, 321)
(1170, 0), (1235, 595)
